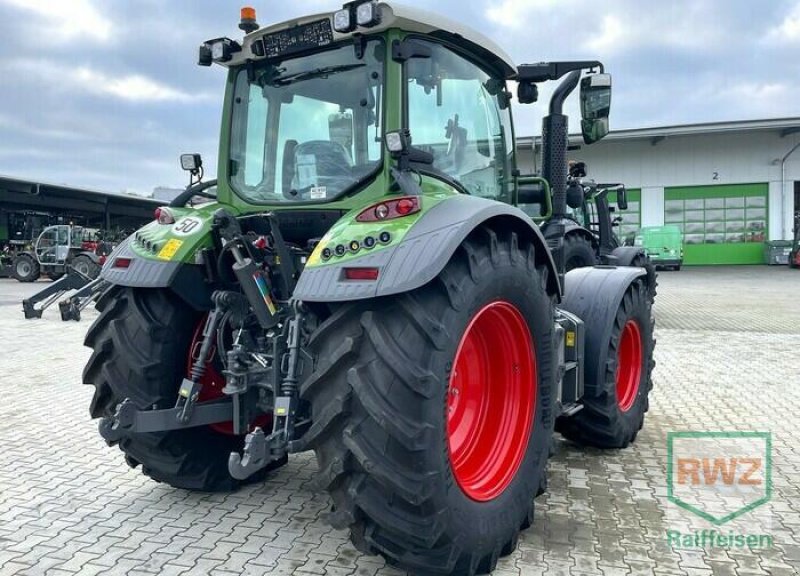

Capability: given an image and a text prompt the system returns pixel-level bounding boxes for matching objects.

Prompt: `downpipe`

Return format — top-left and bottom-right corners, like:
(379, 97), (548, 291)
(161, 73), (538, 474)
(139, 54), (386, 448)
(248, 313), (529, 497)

(779, 141), (800, 240)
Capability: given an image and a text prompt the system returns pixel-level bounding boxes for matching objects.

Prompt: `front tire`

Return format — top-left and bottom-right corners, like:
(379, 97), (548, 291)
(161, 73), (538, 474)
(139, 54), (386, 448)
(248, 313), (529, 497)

(631, 252), (658, 302)
(563, 233), (597, 272)
(71, 255), (101, 279)
(300, 228), (556, 575)
(12, 254), (40, 282)
(83, 287), (283, 491)
(556, 279), (654, 448)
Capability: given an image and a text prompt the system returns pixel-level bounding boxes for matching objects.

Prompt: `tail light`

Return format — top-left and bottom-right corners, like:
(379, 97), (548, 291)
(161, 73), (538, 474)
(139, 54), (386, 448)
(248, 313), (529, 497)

(154, 207), (176, 225)
(356, 197), (420, 223)
(113, 257), (132, 269)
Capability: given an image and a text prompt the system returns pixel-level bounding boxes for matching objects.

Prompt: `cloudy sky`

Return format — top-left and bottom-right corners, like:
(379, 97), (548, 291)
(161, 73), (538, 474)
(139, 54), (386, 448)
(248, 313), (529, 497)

(0, 0), (798, 195)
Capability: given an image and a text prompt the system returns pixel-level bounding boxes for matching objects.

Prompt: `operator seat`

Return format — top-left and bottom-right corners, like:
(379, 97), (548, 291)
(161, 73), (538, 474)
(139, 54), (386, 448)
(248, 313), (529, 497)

(288, 140), (353, 199)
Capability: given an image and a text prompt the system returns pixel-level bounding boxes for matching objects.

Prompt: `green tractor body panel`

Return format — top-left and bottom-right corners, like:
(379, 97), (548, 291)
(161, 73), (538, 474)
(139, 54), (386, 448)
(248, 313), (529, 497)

(127, 204), (219, 264)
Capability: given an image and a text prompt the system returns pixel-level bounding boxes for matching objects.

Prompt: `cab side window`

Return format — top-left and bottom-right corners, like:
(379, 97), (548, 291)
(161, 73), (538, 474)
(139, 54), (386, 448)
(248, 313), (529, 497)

(406, 41), (514, 202)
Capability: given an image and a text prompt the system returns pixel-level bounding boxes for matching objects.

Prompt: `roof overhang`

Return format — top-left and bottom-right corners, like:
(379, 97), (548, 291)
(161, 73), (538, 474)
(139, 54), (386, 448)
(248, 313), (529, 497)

(220, 2), (517, 78)
(517, 117), (800, 149)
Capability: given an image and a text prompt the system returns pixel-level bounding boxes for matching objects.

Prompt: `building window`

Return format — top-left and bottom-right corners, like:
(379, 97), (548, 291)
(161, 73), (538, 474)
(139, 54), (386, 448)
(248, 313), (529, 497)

(665, 186), (767, 245)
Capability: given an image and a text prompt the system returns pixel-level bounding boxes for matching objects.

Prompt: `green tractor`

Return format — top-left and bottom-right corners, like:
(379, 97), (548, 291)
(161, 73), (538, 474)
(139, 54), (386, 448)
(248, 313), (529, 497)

(86, 3), (656, 574)
(544, 161), (652, 274)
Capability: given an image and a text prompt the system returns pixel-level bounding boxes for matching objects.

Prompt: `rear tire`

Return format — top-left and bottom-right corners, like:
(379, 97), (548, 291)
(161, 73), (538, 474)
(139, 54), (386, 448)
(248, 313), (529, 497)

(556, 279), (654, 448)
(631, 253), (658, 302)
(72, 255), (101, 279)
(12, 254), (40, 282)
(300, 228), (556, 576)
(83, 287), (285, 491)
(563, 234), (597, 272)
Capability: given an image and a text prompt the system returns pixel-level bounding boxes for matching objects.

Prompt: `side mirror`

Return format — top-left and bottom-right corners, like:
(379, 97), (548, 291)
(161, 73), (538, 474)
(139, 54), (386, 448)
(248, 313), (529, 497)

(617, 185), (628, 210)
(580, 73), (612, 144)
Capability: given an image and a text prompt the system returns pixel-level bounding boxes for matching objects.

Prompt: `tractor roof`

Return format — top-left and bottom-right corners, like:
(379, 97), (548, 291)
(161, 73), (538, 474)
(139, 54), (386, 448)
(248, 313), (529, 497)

(229, 2), (517, 79)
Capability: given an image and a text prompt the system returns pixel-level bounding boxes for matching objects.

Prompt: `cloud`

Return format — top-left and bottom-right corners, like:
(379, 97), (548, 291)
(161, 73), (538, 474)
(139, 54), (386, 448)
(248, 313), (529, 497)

(767, 2), (800, 42)
(1, 0), (112, 43)
(0, 0), (797, 196)
(74, 67), (195, 103)
(585, 15), (626, 53)
(1, 59), (198, 103)
(486, 0), (561, 29)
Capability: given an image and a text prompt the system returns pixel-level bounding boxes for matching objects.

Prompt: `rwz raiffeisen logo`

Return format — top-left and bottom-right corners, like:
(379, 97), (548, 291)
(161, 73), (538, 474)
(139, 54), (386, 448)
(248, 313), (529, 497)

(666, 431), (773, 549)
(668, 432), (771, 524)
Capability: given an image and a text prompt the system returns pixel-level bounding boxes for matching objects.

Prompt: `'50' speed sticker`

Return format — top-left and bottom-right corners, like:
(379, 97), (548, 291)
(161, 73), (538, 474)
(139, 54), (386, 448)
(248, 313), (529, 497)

(172, 216), (203, 236)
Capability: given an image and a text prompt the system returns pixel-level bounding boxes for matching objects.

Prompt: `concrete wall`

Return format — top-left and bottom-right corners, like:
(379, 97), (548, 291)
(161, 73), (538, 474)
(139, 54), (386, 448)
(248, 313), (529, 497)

(518, 130), (800, 240)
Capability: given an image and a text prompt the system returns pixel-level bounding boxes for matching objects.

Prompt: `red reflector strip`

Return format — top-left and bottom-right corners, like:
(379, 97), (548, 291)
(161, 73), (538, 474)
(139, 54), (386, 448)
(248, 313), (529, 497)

(343, 267), (379, 281)
(113, 257), (132, 269)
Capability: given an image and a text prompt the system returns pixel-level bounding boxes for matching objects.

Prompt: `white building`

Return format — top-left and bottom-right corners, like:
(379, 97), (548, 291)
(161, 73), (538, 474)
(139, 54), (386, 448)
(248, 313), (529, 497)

(517, 117), (800, 265)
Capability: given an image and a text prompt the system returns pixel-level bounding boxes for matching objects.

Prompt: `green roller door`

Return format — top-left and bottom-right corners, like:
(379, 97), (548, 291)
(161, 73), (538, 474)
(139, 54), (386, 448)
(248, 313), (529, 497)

(664, 184), (768, 265)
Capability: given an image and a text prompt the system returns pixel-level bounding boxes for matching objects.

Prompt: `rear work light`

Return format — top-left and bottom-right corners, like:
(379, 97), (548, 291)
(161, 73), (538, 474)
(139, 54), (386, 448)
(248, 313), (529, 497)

(356, 196), (420, 222)
(154, 207), (176, 225)
(343, 267), (379, 281)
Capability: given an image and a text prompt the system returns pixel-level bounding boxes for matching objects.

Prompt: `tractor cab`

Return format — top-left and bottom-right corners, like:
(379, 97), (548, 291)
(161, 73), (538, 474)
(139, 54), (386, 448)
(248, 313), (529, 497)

(35, 225), (83, 265)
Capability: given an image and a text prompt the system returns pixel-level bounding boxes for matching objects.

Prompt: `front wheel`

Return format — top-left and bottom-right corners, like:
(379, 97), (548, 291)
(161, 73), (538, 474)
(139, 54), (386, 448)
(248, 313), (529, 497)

(563, 233), (597, 272)
(71, 255), (101, 279)
(556, 279), (655, 448)
(12, 254), (40, 282)
(300, 228), (556, 575)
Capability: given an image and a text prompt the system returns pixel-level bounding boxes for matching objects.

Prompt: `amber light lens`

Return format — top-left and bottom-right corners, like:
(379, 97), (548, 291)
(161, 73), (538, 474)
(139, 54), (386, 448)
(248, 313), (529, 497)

(241, 6), (256, 20)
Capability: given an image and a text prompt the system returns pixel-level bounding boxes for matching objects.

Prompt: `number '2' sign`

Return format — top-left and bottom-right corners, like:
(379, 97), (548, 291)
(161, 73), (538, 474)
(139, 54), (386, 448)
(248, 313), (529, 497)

(173, 217), (203, 236)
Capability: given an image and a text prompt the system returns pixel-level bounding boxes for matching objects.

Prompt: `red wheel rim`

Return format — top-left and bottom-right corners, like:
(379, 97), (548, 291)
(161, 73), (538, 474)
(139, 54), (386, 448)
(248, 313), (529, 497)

(186, 317), (271, 435)
(447, 301), (536, 502)
(616, 320), (643, 412)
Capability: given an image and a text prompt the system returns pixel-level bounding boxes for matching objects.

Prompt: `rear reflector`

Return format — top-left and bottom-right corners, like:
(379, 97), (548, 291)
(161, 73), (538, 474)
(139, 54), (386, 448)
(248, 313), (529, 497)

(113, 257), (132, 269)
(343, 267), (379, 281)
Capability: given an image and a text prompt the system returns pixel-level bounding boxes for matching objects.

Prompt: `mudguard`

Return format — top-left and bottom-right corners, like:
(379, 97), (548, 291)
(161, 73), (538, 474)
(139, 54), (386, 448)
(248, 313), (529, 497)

(99, 236), (211, 310)
(542, 219), (595, 247)
(559, 265), (647, 399)
(611, 245), (646, 266)
(295, 195), (561, 302)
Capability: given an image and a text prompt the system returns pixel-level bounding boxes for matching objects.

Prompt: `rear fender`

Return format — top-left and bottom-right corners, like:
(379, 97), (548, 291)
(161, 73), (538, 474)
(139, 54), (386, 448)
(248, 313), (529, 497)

(295, 195), (561, 302)
(99, 206), (219, 310)
(611, 245), (646, 266)
(559, 266), (647, 399)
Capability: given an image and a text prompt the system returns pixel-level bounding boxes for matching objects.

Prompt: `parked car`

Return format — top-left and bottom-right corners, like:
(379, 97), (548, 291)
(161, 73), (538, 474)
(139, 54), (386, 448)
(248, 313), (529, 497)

(634, 225), (684, 270)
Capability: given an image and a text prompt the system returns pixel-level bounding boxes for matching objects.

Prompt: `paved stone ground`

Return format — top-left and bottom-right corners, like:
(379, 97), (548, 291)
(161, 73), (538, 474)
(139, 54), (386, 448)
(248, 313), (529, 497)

(0, 266), (798, 576)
